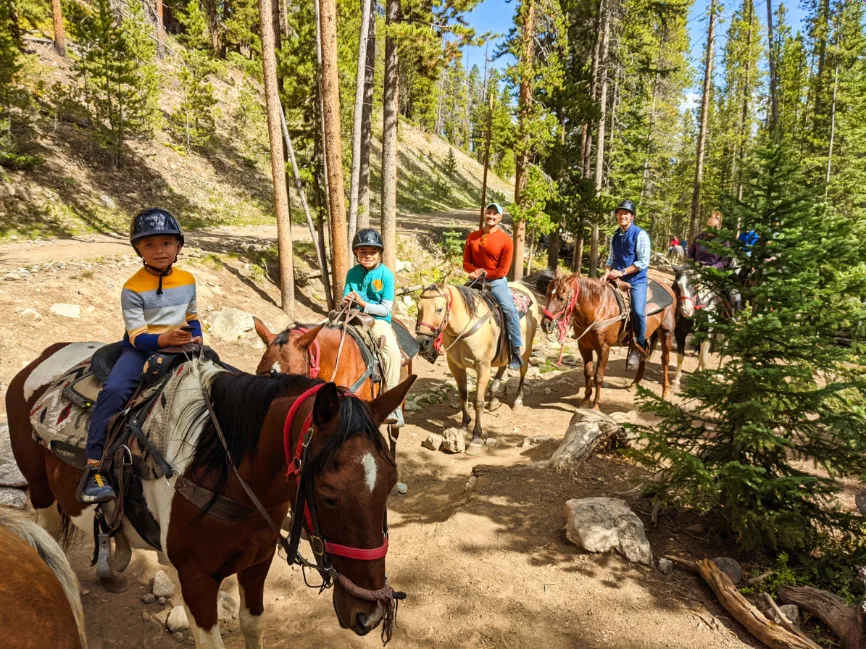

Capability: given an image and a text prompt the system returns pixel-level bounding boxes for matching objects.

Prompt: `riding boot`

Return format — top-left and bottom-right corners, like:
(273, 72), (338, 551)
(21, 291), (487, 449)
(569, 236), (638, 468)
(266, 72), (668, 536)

(383, 405), (404, 428)
(626, 341), (647, 371)
(508, 347), (524, 371)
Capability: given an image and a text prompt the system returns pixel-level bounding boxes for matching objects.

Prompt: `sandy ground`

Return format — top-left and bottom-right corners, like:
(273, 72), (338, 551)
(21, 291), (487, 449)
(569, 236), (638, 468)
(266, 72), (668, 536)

(0, 230), (759, 649)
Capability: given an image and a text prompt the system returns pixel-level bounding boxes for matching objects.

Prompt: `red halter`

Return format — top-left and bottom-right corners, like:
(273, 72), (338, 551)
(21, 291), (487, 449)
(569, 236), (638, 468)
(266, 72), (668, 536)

(282, 384), (389, 562)
(290, 328), (322, 378)
(416, 285), (452, 354)
(541, 280), (581, 363)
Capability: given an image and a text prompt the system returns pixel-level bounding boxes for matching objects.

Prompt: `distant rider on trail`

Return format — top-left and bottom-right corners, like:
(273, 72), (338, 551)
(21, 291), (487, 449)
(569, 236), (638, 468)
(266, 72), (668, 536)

(603, 199), (651, 371)
(463, 203), (524, 371)
(81, 208), (202, 503)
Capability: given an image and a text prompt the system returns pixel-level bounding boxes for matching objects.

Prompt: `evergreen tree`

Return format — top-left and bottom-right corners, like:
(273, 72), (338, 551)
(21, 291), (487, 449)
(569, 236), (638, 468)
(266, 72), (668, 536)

(631, 143), (866, 567)
(70, 0), (159, 164)
(0, 0), (23, 160)
(171, 49), (218, 150)
(444, 147), (458, 177)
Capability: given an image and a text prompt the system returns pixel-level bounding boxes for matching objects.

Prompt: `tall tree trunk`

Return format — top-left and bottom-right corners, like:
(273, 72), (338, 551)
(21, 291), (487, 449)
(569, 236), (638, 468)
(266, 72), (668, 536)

(479, 90), (494, 229)
(689, 0), (716, 241)
(155, 0), (165, 58)
(358, 0), (376, 229)
(511, 0), (535, 281)
(207, 0), (220, 56)
(318, 0), (349, 297)
(381, 0), (399, 271)
(574, 216), (585, 273)
(257, 0), (295, 314)
(589, 0), (610, 278)
(641, 30), (665, 197)
(766, 0), (779, 134)
(735, 0), (753, 210)
(347, 0), (373, 247)
(825, 17), (840, 197)
(51, 0), (66, 56)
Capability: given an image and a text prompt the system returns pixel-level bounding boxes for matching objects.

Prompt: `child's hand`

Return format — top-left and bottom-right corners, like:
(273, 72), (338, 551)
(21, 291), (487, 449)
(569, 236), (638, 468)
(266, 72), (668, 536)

(158, 327), (193, 348)
(192, 336), (203, 345)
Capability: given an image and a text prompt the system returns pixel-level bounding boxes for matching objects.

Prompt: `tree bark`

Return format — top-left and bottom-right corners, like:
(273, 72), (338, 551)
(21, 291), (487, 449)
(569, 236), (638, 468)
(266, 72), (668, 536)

(641, 29), (665, 198)
(318, 0), (349, 297)
(381, 0), (400, 271)
(766, 0), (779, 134)
(825, 17), (840, 197)
(511, 0), (535, 281)
(589, 0), (610, 278)
(735, 0), (753, 209)
(778, 586), (866, 649)
(347, 0), (373, 247)
(689, 0), (716, 241)
(155, 0), (165, 58)
(479, 90), (494, 229)
(257, 0), (295, 314)
(574, 216), (585, 273)
(51, 0), (66, 56)
(358, 0), (376, 229)
(207, 0), (220, 57)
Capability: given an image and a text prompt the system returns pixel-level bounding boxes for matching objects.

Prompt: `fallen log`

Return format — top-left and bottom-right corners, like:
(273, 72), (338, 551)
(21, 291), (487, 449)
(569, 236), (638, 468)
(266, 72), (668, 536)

(664, 556), (821, 649)
(545, 409), (627, 473)
(779, 586), (866, 649)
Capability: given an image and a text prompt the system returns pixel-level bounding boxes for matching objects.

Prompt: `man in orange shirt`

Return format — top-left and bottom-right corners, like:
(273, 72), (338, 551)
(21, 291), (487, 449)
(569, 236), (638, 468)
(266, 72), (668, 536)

(463, 203), (523, 370)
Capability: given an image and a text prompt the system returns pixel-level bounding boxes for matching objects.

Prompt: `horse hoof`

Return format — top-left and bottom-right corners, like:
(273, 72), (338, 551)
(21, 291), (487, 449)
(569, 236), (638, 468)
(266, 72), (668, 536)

(592, 405), (601, 412)
(465, 443), (482, 457)
(486, 397), (502, 411)
(100, 575), (130, 594)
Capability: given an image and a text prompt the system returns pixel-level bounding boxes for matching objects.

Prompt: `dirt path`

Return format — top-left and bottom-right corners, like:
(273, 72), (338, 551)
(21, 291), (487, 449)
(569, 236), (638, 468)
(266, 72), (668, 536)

(0, 222), (756, 649)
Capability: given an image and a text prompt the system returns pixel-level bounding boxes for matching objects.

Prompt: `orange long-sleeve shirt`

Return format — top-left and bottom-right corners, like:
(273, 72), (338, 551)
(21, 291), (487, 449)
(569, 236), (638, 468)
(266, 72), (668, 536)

(463, 228), (514, 280)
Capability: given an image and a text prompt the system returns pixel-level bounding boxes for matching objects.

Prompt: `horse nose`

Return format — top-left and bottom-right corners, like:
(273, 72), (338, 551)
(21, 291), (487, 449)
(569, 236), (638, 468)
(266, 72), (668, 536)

(354, 611), (376, 634)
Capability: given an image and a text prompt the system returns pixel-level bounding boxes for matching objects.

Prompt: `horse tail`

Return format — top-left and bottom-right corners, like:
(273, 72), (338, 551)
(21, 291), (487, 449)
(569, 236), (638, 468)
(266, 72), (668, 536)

(57, 505), (77, 550)
(0, 510), (88, 649)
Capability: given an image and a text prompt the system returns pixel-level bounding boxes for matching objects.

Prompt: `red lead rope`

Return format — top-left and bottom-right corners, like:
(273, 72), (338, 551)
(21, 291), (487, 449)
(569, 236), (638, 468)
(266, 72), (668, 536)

(541, 280), (581, 364)
(282, 383), (389, 562)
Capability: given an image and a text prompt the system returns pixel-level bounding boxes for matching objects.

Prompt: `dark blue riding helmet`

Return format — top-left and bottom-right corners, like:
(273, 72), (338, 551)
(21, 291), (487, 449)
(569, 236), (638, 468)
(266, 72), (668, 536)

(130, 208), (185, 248)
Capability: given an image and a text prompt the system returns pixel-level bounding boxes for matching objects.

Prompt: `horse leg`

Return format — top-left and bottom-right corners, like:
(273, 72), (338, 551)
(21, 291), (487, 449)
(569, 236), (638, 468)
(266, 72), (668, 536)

(238, 557), (272, 649)
(699, 339), (709, 371)
(488, 366), (506, 400)
(661, 328), (673, 399)
(471, 363), (491, 444)
(447, 358), (471, 429)
(579, 346), (594, 407)
(672, 319), (688, 388)
(513, 359), (528, 409)
(592, 344), (611, 410)
(178, 567), (223, 649)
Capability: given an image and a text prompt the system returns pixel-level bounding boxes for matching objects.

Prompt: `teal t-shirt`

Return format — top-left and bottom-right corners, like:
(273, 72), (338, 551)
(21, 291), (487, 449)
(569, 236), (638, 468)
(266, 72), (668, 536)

(343, 263), (395, 323)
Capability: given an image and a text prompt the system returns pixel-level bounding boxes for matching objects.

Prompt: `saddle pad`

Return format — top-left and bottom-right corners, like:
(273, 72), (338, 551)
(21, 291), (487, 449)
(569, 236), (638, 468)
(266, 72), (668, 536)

(392, 318), (420, 362)
(345, 325), (380, 381)
(646, 278), (674, 316)
(30, 358), (197, 479)
(479, 287), (533, 327)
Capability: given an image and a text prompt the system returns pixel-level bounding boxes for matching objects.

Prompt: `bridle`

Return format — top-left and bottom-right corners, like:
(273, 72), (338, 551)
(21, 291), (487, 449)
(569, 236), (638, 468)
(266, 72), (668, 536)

(281, 328), (322, 378)
(675, 274), (707, 314)
(200, 382), (403, 644)
(415, 285), (453, 354)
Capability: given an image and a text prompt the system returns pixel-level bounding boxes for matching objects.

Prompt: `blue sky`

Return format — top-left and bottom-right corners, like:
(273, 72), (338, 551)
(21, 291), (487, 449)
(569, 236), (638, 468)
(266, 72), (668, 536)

(460, 0), (809, 96)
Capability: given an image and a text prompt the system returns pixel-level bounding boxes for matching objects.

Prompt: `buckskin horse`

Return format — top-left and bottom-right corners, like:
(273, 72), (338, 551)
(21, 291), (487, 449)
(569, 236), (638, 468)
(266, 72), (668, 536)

(413, 282), (539, 445)
(540, 268), (675, 410)
(7, 343), (416, 648)
(0, 509), (88, 649)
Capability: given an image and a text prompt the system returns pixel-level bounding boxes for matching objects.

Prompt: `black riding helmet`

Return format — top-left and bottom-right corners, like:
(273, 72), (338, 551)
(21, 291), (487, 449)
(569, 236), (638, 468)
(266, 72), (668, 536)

(615, 199), (637, 216)
(129, 208), (185, 295)
(352, 228), (384, 251)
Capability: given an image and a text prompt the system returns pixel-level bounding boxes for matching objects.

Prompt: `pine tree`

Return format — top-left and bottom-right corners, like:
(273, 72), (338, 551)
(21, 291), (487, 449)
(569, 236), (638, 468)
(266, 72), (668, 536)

(70, 0), (159, 164)
(631, 142), (866, 568)
(0, 0), (26, 165)
(171, 49), (218, 150)
(444, 147), (457, 177)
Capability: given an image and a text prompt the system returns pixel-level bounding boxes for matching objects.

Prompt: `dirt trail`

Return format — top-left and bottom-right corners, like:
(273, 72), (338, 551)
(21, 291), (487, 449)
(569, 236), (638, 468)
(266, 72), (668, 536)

(0, 222), (756, 649)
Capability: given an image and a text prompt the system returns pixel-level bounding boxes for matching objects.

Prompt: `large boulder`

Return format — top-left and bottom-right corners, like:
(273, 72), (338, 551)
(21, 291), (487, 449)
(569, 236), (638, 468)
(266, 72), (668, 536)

(207, 308), (255, 341)
(564, 497), (653, 565)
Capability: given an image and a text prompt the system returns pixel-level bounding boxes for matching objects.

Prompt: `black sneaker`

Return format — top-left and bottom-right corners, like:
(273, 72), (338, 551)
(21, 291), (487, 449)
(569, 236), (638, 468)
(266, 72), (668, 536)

(80, 472), (116, 503)
(508, 354), (523, 371)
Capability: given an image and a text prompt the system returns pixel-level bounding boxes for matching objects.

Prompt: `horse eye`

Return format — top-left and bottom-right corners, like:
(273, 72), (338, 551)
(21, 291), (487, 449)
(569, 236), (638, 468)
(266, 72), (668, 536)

(436, 308), (444, 313)
(322, 496), (338, 508)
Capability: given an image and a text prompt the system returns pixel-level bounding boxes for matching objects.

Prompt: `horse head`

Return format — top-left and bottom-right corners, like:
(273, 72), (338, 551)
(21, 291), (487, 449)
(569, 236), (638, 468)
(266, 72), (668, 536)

(541, 267), (573, 335)
(413, 284), (449, 355)
(674, 267), (698, 318)
(253, 317), (324, 375)
(300, 377), (416, 636)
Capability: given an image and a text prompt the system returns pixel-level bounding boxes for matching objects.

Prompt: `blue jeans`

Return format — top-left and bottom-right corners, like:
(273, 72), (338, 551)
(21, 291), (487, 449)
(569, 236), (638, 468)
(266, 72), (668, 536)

(629, 280), (648, 348)
(488, 278), (523, 351)
(86, 347), (148, 461)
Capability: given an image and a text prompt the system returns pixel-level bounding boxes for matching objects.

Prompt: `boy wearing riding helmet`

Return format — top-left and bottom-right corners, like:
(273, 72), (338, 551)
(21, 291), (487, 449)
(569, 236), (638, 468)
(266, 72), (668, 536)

(81, 208), (202, 503)
(342, 228), (404, 427)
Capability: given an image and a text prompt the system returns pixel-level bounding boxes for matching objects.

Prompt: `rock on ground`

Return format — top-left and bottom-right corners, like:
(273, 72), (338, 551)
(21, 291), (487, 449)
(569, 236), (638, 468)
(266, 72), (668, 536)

(207, 307), (255, 341)
(140, 593), (156, 604)
(564, 497), (653, 565)
(547, 409), (625, 473)
(152, 570), (176, 598)
(18, 308), (41, 321)
(217, 591), (239, 623)
(166, 606), (190, 632)
(0, 463), (27, 488)
(441, 428), (466, 454)
(0, 487), (27, 509)
(658, 558), (674, 575)
(421, 433), (444, 452)
(713, 557), (743, 585)
(50, 303), (81, 319)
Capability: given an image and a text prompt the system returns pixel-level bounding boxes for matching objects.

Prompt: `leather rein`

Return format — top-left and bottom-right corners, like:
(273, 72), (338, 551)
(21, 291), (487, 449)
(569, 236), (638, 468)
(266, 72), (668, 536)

(194, 382), (403, 643)
(415, 283), (491, 355)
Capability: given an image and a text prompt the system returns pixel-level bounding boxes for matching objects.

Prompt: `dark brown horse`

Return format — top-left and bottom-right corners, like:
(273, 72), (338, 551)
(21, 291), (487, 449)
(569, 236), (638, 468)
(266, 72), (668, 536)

(540, 269), (675, 409)
(7, 343), (415, 648)
(0, 509), (87, 649)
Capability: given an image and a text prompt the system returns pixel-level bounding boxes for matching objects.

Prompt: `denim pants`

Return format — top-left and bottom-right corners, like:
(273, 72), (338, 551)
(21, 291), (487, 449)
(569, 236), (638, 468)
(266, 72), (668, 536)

(629, 280), (648, 348)
(488, 278), (523, 350)
(86, 346), (148, 461)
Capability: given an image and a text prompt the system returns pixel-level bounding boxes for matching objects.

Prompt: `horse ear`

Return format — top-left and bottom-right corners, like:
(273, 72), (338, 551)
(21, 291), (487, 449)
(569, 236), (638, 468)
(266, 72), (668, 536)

(296, 324), (324, 349)
(312, 382), (340, 428)
(253, 317), (276, 345)
(554, 267), (564, 279)
(369, 375), (417, 425)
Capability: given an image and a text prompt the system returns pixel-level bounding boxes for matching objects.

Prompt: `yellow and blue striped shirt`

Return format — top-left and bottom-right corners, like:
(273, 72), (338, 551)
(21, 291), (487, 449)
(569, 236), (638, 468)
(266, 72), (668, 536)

(120, 267), (201, 351)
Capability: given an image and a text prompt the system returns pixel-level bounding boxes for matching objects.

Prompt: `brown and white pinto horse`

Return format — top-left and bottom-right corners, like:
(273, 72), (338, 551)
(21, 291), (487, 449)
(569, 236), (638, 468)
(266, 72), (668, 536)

(6, 342), (415, 648)
(0, 509), (88, 649)
(541, 269), (675, 410)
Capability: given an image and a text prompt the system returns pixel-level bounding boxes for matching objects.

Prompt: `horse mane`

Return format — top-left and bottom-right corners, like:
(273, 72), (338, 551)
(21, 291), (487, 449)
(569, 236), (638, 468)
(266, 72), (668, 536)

(550, 273), (609, 306)
(453, 284), (479, 314)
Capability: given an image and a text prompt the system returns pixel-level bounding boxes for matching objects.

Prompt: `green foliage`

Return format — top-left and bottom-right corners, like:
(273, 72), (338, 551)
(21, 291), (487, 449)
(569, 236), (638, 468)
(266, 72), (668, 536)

(629, 143), (866, 572)
(69, 0), (159, 163)
(0, 0), (31, 161)
(170, 48), (218, 150)
(177, 0), (211, 51)
(509, 164), (558, 238)
(444, 148), (458, 177)
(442, 221), (465, 264)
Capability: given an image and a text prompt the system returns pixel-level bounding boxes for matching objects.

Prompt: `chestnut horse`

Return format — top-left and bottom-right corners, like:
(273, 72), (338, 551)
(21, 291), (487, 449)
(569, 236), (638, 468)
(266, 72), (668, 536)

(540, 269), (675, 409)
(0, 509), (87, 649)
(7, 344), (415, 648)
